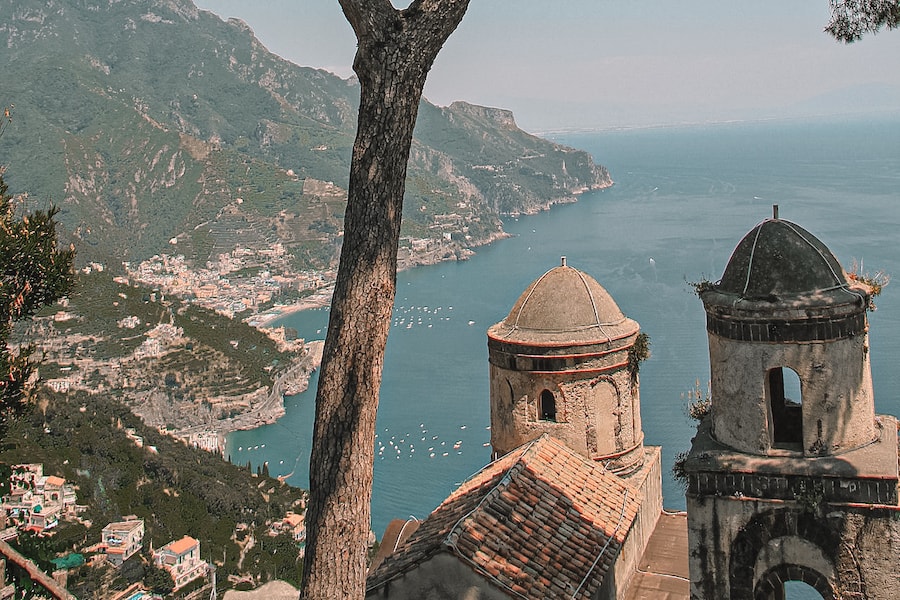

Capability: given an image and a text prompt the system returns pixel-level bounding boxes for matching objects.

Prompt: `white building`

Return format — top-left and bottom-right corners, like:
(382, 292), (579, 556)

(153, 535), (207, 590)
(101, 519), (144, 566)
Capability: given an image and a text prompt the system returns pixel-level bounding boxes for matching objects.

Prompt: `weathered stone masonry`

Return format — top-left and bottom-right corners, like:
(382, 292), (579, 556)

(684, 215), (900, 600)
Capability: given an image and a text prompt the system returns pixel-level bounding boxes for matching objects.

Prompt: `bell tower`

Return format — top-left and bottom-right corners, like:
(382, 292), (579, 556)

(684, 211), (900, 599)
(487, 258), (648, 476)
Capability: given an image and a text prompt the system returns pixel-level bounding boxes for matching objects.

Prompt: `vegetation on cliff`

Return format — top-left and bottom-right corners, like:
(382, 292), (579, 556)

(0, 389), (305, 596)
(0, 0), (610, 271)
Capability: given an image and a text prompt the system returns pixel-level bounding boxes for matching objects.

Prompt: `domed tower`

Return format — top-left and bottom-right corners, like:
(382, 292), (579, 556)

(700, 213), (875, 456)
(685, 209), (900, 600)
(487, 258), (647, 476)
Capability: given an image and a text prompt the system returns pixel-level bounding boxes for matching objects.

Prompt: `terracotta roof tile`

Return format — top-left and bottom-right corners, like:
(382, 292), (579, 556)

(366, 434), (641, 599)
(165, 536), (197, 556)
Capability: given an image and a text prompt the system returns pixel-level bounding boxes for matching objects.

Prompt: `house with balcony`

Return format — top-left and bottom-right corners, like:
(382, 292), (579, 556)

(101, 519), (144, 566)
(1, 465), (80, 533)
(153, 536), (207, 590)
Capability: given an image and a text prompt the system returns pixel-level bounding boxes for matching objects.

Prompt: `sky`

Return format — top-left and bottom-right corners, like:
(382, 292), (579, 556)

(193, 1), (900, 131)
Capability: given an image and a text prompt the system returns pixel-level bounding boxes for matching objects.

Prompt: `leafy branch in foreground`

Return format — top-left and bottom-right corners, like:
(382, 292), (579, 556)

(826, 0), (900, 42)
(1, 115), (76, 438)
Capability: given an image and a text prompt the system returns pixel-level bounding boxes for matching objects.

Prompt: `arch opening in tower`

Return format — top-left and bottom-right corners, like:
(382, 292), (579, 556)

(539, 390), (557, 422)
(768, 366), (803, 449)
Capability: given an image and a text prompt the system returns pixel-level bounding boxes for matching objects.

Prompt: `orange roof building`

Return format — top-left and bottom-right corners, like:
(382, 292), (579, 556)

(366, 260), (682, 599)
(153, 535), (207, 591)
(367, 435), (654, 599)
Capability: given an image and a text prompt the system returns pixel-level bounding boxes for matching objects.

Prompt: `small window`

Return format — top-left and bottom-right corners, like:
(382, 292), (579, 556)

(539, 390), (557, 422)
(770, 367), (803, 448)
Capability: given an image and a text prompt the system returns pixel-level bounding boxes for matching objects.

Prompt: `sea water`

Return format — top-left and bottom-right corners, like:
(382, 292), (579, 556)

(227, 114), (900, 537)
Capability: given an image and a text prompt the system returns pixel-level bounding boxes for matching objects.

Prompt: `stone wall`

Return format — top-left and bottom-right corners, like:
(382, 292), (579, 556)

(707, 332), (876, 456)
(687, 495), (900, 599)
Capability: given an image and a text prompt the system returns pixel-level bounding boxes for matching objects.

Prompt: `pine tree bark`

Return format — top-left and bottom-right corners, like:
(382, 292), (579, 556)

(299, 2), (469, 598)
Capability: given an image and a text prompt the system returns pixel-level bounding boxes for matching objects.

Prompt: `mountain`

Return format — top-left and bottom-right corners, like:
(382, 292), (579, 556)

(0, 0), (611, 270)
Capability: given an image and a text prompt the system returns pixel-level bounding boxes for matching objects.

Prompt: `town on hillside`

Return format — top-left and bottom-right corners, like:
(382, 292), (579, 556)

(0, 463), (308, 599)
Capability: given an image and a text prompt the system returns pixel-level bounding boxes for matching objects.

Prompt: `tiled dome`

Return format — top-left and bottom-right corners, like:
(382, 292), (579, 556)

(718, 218), (849, 299)
(701, 217), (870, 314)
(489, 259), (638, 345)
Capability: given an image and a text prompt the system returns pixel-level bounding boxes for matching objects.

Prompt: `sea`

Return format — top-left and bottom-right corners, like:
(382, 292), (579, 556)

(227, 114), (900, 543)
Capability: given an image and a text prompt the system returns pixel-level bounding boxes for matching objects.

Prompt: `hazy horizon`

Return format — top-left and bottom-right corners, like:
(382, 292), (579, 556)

(193, 1), (900, 132)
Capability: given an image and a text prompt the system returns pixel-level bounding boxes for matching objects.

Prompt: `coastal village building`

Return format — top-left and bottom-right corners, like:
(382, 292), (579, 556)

(101, 519), (144, 566)
(0, 465), (80, 534)
(271, 512), (307, 545)
(153, 535), (207, 591)
(367, 212), (900, 599)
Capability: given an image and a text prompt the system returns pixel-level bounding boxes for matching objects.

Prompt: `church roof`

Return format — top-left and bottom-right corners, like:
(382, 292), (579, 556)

(366, 435), (641, 599)
(488, 259), (638, 345)
(707, 218), (866, 309)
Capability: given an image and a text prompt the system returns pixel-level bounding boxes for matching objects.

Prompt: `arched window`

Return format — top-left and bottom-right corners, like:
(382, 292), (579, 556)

(784, 580), (826, 599)
(769, 367), (803, 448)
(539, 390), (557, 422)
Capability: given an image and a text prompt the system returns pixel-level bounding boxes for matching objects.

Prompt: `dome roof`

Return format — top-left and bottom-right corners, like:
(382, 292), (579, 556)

(705, 217), (867, 310)
(488, 259), (638, 345)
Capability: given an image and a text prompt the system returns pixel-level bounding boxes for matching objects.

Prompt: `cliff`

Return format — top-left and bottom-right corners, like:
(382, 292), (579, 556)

(0, 0), (611, 271)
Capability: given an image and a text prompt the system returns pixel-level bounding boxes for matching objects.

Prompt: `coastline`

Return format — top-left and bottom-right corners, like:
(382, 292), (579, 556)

(225, 182), (609, 440)
(178, 340), (325, 444)
(244, 189), (609, 330)
(248, 231), (516, 329)
(250, 288), (335, 328)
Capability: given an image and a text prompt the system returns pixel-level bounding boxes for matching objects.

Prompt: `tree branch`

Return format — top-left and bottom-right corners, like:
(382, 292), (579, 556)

(826, 0), (900, 42)
(337, 0), (395, 40)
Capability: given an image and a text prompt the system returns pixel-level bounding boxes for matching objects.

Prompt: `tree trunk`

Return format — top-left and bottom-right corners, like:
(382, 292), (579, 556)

(299, 2), (469, 598)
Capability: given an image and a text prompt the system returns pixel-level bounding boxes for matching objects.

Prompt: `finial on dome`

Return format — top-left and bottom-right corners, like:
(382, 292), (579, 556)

(773, 204), (779, 220)
(561, 256), (567, 267)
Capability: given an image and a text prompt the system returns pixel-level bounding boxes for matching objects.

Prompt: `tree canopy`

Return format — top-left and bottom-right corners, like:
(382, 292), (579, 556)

(827, 0), (900, 41)
(0, 112), (76, 438)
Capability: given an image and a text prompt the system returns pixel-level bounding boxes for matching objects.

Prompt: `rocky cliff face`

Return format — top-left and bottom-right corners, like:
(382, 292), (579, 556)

(0, 0), (610, 270)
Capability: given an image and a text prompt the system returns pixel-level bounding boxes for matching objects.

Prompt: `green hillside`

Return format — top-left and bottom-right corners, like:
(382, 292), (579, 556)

(0, 0), (610, 270)
(0, 389), (306, 597)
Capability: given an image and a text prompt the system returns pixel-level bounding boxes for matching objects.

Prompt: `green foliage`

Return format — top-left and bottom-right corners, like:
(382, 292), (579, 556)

(0, 166), (76, 439)
(242, 532), (303, 587)
(671, 450), (690, 490)
(683, 379), (712, 422)
(688, 277), (716, 296)
(827, 0), (900, 42)
(627, 332), (651, 379)
(0, 389), (305, 591)
(144, 563), (175, 595)
(846, 258), (890, 310)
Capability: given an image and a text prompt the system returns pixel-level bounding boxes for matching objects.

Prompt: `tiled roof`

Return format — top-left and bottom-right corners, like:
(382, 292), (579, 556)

(103, 519), (143, 533)
(366, 434), (641, 599)
(44, 476), (65, 487)
(488, 263), (638, 346)
(166, 536), (198, 556)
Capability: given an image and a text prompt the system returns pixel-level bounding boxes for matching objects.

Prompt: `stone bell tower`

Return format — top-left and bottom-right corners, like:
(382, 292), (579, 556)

(486, 258), (649, 476)
(684, 210), (900, 599)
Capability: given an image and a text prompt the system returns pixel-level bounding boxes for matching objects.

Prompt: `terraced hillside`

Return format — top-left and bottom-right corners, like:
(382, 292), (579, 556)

(16, 271), (306, 433)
